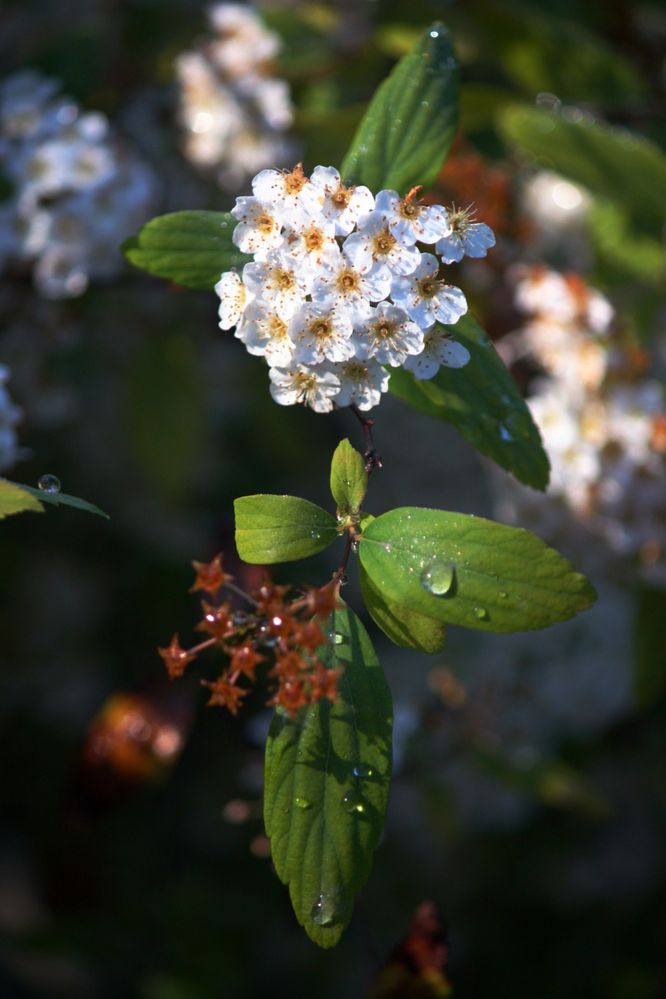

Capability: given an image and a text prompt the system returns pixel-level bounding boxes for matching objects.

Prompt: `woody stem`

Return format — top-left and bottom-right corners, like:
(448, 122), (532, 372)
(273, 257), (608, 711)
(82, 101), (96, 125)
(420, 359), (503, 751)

(350, 406), (383, 474)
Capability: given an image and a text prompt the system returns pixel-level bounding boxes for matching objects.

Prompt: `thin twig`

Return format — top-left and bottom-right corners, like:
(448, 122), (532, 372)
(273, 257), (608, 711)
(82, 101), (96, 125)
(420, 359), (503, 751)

(350, 406), (383, 474)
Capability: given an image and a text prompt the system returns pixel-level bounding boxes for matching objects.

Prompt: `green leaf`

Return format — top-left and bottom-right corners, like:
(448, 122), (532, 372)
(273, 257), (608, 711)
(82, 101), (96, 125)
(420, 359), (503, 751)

(359, 565), (446, 654)
(498, 105), (666, 238)
(389, 314), (550, 490)
(588, 200), (666, 287)
(234, 494), (338, 563)
(264, 605), (392, 948)
(341, 23), (459, 193)
(0, 479), (44, 520)
(359, 507), (596, 633)
(15, 481), (109, 519)
(330, 439), (367, 514)
(123, 211), (249, 290)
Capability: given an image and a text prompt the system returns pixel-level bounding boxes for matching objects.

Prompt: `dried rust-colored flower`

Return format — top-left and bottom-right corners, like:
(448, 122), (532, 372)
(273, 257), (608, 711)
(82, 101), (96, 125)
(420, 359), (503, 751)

(202, 674), (248, 715)
(158, 634), (198, 679)
(190, 553), (233, 594)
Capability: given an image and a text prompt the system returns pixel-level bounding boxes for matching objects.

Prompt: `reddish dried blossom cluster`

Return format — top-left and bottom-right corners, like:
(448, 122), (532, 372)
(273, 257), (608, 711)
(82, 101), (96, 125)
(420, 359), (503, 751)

(158, 555), (344, 717)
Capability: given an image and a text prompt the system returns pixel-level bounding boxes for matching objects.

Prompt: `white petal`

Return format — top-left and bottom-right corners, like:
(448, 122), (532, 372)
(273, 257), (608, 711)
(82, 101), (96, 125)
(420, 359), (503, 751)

(439, 339), (470, 368)
(215, 271), (245, 329)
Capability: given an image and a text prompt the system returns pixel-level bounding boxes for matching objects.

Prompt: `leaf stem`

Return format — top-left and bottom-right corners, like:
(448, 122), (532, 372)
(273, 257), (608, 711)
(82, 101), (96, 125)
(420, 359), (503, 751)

(350, 406), (383, 474)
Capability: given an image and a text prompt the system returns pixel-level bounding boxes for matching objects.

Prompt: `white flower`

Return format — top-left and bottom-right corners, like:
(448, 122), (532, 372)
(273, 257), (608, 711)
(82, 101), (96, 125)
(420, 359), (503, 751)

(354, 302), (424, 366)
(281, 218), (339, 272)
(241, 250), (309, 319)
(215, 270), (247, 329)
(333, 358), (390, 411)
(251, 165), (320, 222)
(230, 196), (283, 258)
(310, 256), (390, 323)
(289, 303), (355, 364)
(309, 165), (375, 236)
(269, 362), (341, 413)
(343, 211), (421, 279)
(236, 300), (295, 367)
(391, 252), (468, 327)
(435, 207), (495, 263)
(374, 189), (450, 246)
(403, 327), (470, 380)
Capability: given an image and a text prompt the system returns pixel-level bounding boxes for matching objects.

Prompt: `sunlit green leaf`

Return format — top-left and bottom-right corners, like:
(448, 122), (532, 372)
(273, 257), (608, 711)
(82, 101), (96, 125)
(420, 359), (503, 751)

(359, 565), (446, 653)
(359, 507), (596, 633)
(588, 200), (665, 287)
(330, 439), (367, 515)
(0, 479), (44, 520)
(123, 211), (249, 289)
(264, 605), (392, 948)
(234, 494), (338, 563)
(14, 481), (109, 519)
(341, 23), (459, 193)
(389, 314), (550, 490)
(499, 105), (666, 237)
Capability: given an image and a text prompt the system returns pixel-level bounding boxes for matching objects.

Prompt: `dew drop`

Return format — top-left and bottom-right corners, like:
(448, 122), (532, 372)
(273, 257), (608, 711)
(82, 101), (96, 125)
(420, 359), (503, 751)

(352, 765), (374, 779)
(338, 573), (349, 586)
(429, 28), (440, 37)
(333, 632), (344, 645)
(499, 424), (513, 442)
(37, 474), (61, 494)
(420, 559), (455, 596)
(309, 529), (321, 540)
(474, 606), (489, 621)
(311, 893), (338, 927)
(351, 540), (359, 554)
(499, 591), (508, 599)
(294, 796), (311, 810)
(342, 790), (365, 814)
(383, 543), (393, 553)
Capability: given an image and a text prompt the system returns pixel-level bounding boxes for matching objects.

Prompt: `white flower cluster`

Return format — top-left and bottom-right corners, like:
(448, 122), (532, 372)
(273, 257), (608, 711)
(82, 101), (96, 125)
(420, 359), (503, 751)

(0, 69), (157, 299)
(0, 366), (21, 472)
(215, 164), (495, 411)
(497, 267), (666, 582)
(176, 3), (295, 192)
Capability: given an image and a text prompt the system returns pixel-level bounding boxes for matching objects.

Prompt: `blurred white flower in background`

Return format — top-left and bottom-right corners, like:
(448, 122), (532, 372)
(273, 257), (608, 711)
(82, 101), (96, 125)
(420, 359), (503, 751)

(0, 69), (158, 299)
(0, 365), (21, 472)
(176, 3), (296, 191)
(496, 265), (666, 584)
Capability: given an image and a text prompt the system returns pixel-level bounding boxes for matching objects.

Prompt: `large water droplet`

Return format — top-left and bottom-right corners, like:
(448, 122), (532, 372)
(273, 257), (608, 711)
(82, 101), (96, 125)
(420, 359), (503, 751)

(294, 797), (311, 810)
(311, 893), (338, 927)
(474, 607), (489, 621)
(420, 559), (455, 596)
(37, 474), (61, 494)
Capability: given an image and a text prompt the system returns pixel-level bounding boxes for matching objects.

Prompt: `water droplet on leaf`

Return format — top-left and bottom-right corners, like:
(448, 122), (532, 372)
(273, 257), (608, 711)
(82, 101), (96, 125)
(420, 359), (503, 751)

(294, 797), (311, 810)
(499, 425), (513, 442)
(311, 893), (338, 927)
(420, 559), (455, 596)
(342, 790), (365, 814)
(309, 529), (321, 540)
(352, 765), (374, 779)
(38, 474), (61, 494)
(474, 607), (489, 620)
